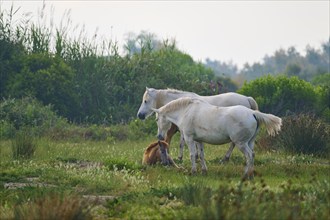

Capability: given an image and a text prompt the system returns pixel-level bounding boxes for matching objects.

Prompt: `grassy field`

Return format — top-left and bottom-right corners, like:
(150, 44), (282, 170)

(0, 135), (329, 219)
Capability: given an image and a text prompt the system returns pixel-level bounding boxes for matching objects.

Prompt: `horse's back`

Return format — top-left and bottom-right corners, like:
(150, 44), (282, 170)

(193, 104), (257, 144)
(201, 92), (252, 109)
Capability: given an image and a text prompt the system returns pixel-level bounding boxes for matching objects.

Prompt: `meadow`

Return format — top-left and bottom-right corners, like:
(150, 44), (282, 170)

(0, 134), (329, 220)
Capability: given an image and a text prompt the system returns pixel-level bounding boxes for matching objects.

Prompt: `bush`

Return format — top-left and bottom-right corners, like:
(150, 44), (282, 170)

(275, 114), (330, 157)
(0, 97), (68, 139)
(238, 75), (319, 116)
(11, 128), (37, 159)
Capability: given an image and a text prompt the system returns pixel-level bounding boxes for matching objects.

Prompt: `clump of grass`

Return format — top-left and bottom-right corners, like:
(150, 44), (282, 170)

(104, 158), (142, 171)
(11, 128), (37, 159)
(174, 183), (213, 207)
(276, 114), (330, 157)
(13, 194), (92, 220)
(256, 114), (330, 158)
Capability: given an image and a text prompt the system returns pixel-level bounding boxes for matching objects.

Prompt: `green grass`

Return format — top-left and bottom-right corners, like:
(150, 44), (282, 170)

(0, 136), (329, 219)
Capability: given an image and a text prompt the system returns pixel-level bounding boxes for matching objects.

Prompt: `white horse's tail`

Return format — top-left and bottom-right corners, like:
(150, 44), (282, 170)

(248, 97), (259, 110)
(253, 111), (282, 136)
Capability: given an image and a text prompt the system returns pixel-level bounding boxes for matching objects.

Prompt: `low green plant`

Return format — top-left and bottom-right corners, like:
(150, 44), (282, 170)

(11, 128), (37, 159)
(104, 158), (143, 171)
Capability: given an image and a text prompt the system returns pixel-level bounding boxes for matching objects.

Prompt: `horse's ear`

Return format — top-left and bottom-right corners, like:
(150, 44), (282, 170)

(146, 87), (155, 94)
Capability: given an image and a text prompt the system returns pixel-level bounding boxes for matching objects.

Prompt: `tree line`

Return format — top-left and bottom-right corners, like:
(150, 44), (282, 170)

(205, 40), (330, 82)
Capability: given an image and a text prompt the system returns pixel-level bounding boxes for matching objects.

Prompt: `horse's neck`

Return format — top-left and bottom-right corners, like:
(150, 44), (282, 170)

(164, 109), (182, 127)
(164, 102), (190, 127)
(156, 90), (196, 108)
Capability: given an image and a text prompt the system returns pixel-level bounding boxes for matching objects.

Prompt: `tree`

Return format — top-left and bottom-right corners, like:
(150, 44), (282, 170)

(6, 53), (77, 118)
(204, 58), (238, 77)
(285, 63), (301, 76)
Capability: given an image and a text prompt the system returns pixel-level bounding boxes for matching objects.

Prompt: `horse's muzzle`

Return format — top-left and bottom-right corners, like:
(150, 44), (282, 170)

(137, 112), (145, 120)
(157, 134), (164, 141)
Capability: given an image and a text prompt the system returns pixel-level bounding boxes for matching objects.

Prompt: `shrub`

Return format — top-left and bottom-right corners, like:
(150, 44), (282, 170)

(275, 114), (330, 157)
(238, 75), (319, 116)
(11, 127), (37, 159)
(0, 97), (68, 139)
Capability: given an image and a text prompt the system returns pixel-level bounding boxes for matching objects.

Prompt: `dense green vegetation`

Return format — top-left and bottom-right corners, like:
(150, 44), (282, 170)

(0, 6), (216, 124)
(1, 6), (329, 125)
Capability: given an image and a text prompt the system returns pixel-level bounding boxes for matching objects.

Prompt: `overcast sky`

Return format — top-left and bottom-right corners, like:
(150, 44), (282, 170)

(1, 1), (329, 68)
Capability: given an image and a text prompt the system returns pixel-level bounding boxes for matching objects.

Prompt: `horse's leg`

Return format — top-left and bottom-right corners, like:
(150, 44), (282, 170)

(196, 142), (207, 174)
(219, 142), (235, 164)
(236, 143), (254, 180)
(185, 136), (197, 174)
(194, 142), (199, 160)
(178, 132), (185, 161)
(248, 125), (259, 162)
(248, 139), (256, 162)
(165, 123), (179, 153)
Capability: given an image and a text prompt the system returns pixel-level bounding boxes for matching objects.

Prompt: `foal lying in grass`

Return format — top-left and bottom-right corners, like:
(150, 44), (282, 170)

(142, 141), (179, 168)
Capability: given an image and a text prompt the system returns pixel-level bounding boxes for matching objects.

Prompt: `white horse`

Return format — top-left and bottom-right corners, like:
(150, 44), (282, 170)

(137, 87), (259, 162)
(152, 97), (282, 179)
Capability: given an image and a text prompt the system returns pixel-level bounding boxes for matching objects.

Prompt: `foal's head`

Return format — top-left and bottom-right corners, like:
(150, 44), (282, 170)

(142, 140), (170, 165)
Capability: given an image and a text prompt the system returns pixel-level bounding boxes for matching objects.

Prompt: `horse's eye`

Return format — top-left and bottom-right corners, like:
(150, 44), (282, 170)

(144, 100), (147, 103)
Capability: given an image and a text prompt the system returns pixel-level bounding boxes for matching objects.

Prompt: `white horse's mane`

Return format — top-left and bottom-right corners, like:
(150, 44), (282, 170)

(160, 97), (197, 114)
(164, 88), (195, 95)
(144, 88), (190, 100)
(155, 88), (196, 107)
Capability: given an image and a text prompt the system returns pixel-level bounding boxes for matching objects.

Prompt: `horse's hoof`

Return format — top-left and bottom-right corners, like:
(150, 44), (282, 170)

(241, 173), (254, 181)
(190, 170), (197, 175)
(201, 169), (208, 175)
(219, 157), (229, 164)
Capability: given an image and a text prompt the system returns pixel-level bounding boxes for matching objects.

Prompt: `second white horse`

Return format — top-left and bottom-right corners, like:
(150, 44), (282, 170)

(153, 97), (282, 179)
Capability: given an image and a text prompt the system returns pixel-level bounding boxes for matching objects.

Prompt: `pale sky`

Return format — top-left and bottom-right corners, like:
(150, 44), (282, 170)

(1, 1), (329, 68)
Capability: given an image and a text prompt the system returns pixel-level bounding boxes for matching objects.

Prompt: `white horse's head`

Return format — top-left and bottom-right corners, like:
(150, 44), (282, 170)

(137, 87), (158, 120)
(152, 109), (172, 141)
(153, 110), (173, 166)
